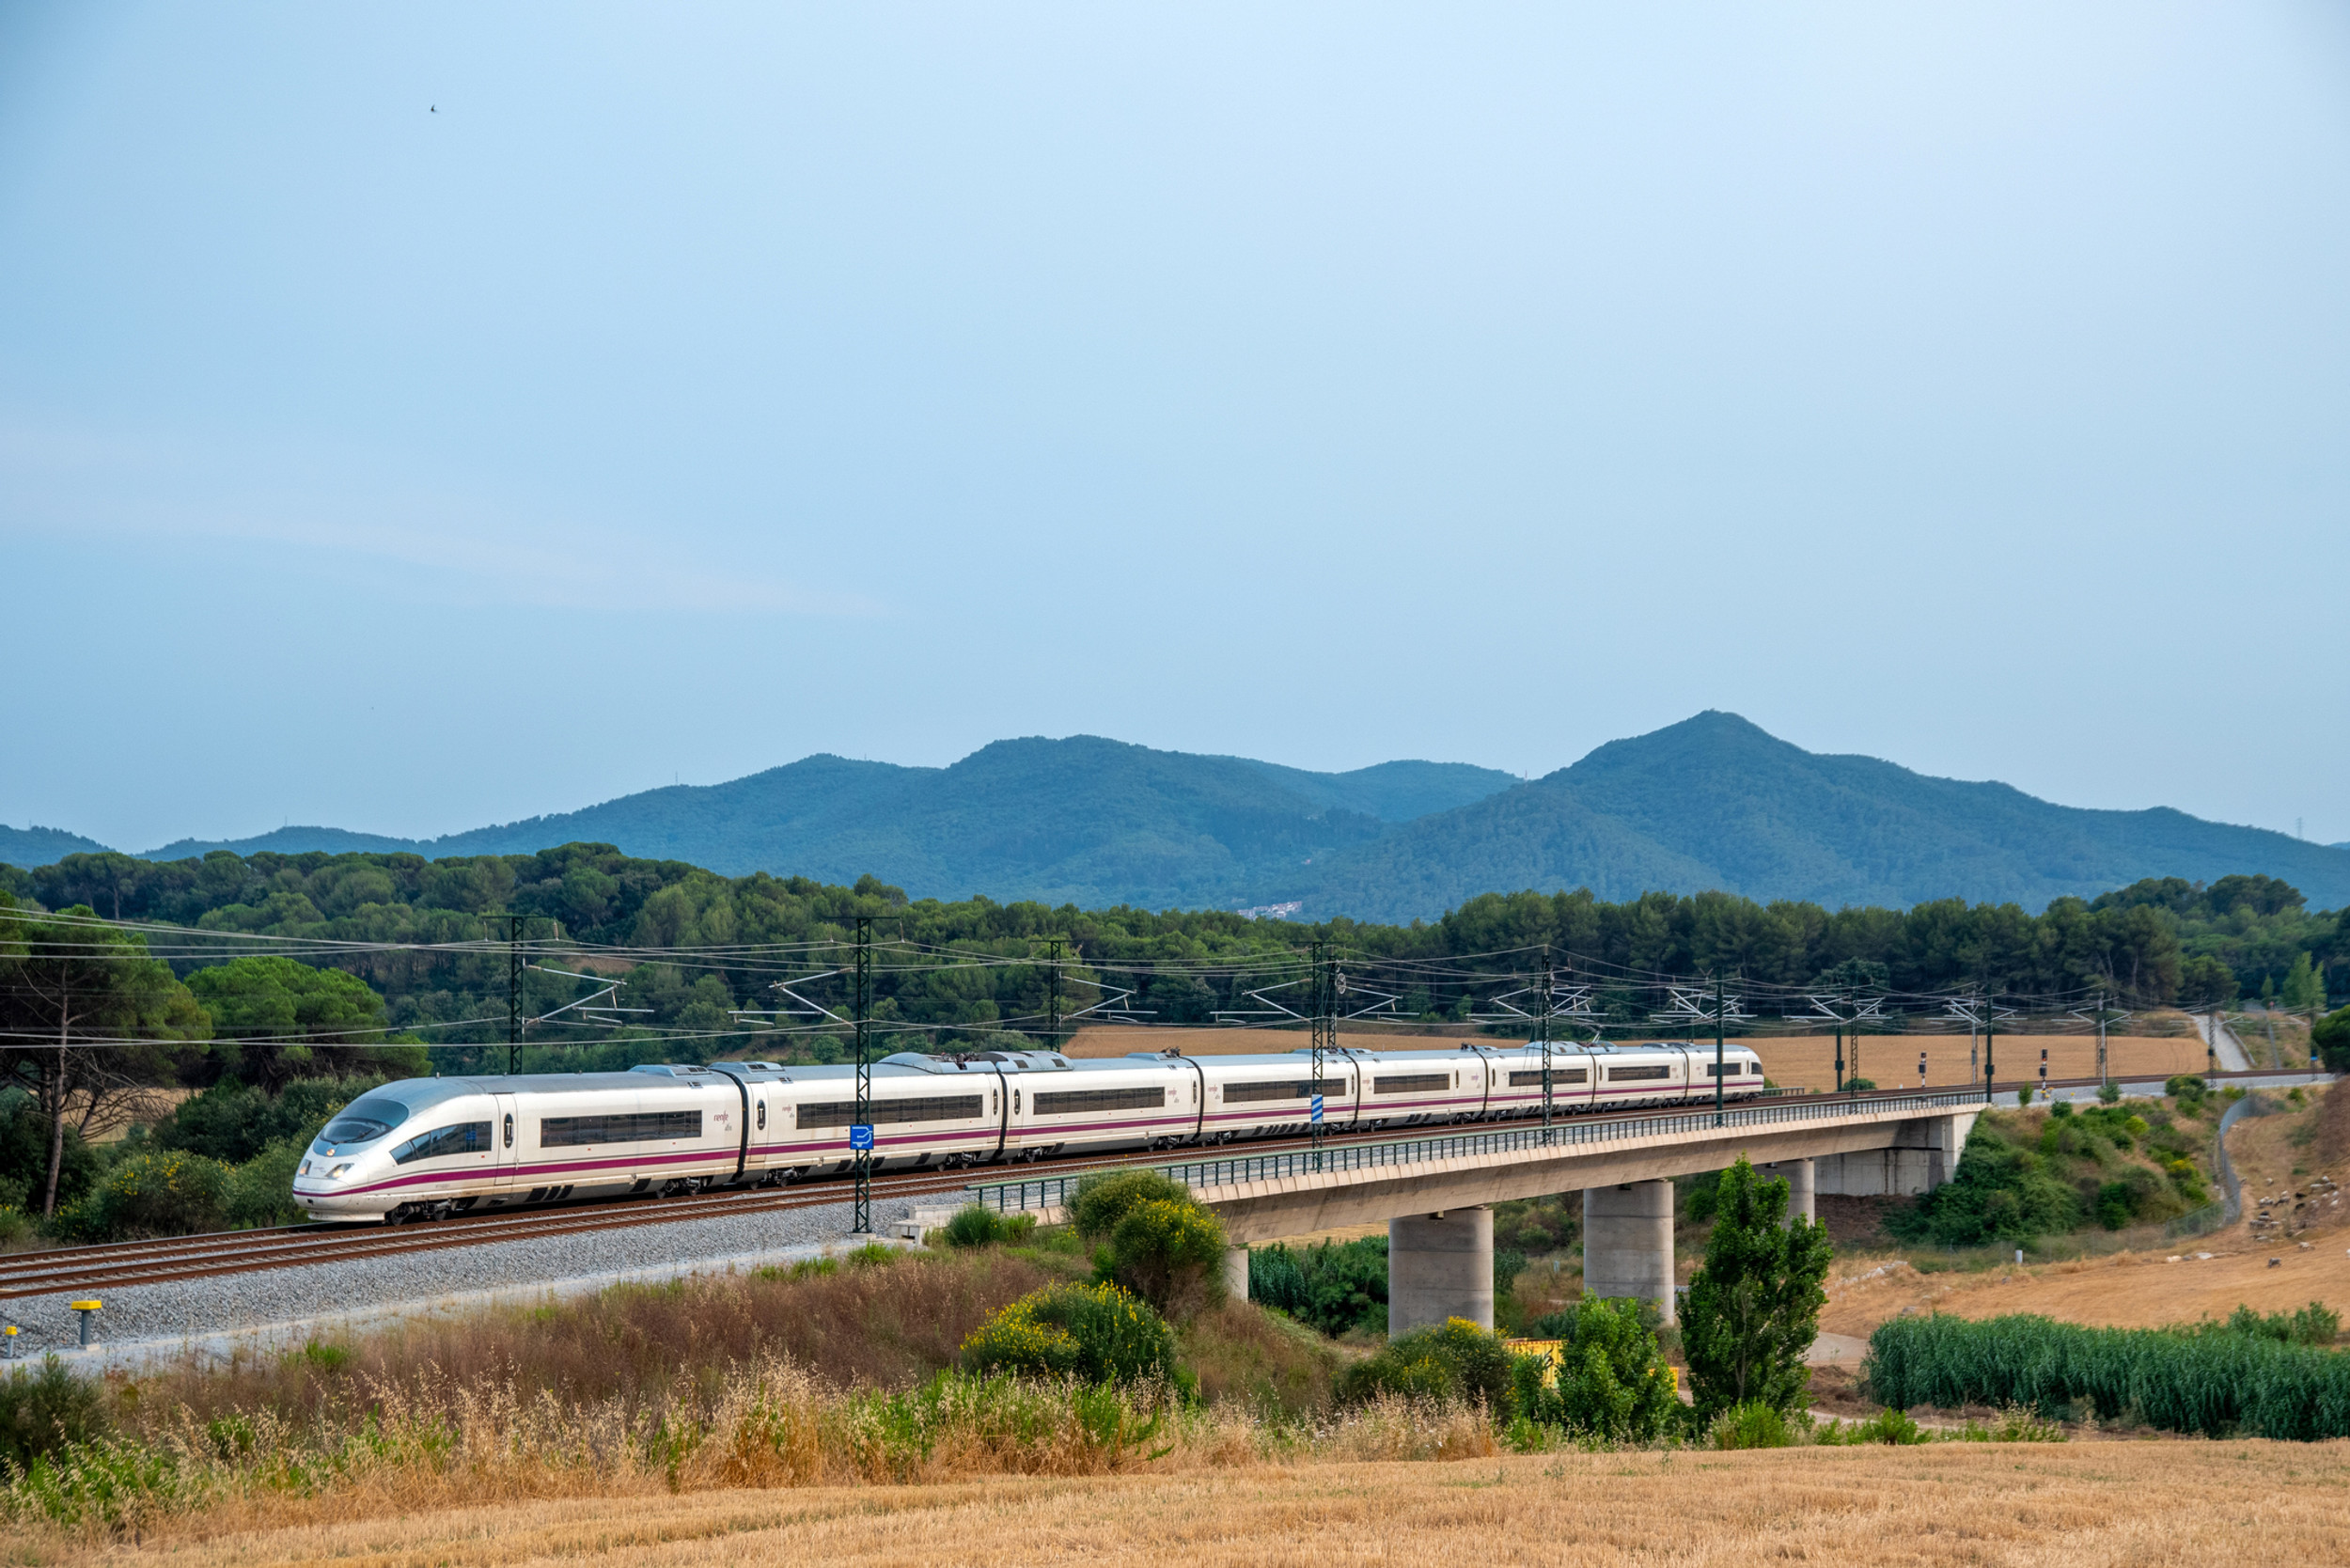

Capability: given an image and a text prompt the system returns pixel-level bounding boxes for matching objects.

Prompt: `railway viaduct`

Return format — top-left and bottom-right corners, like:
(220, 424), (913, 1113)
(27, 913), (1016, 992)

(973, 1090), (1982, 1335)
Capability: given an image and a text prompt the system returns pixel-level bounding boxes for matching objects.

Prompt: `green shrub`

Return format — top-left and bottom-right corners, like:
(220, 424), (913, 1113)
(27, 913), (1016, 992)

(2097, 1082), (2123, 1105)
(2015, 1084), (2033, 1107)
(1708, 1400), (1795, 1450)
(0, 1356), (107, 1473)
(50, 1150), (234, 1241)
(1069, 1169), (1193, 1241)
(2218, 1301), (2340, 1347)
(1865, 1312), (2350, 1440)
(1818, 1406), (1929, 1445)
(1097, 1198), (1226, 1318)
(1248, 1236), (1387, 1337)
(959, 1280), (1181, 1388)
(1888, 1121), (2082, 1247)
(939, 1205), (1037, 1248)
(1951, 1405), (2067, 1442)
(1338, 1318), (1515, 1417)
(154, 1075), (385, 1165)
(1511, 1295), (1677, 1443)
(227, 1138), (308, 1229)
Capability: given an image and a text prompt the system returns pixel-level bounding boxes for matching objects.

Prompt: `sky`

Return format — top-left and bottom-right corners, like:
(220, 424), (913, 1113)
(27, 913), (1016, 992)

(5, 3), (2348, 853)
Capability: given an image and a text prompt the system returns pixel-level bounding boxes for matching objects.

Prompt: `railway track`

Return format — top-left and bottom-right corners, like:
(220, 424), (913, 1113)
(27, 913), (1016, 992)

(1, 1069), (2298, 1302)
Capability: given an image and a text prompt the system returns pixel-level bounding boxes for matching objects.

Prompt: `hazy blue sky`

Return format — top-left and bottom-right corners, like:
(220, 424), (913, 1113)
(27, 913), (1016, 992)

(6, 3), (2347, 852)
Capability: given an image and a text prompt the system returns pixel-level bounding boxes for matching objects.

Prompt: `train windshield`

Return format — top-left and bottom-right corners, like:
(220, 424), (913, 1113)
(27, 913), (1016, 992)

(316, 1096), (412, 1151)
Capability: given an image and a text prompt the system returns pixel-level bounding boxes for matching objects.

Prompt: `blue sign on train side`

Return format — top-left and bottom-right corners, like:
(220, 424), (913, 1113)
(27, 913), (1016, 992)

(848, 1124), (874, 1152)
(1309, 1094), (1324, 1123)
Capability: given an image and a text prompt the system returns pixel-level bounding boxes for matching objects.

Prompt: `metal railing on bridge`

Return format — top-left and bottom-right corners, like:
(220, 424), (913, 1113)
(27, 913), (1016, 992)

(965, 1086), (1985, 1215)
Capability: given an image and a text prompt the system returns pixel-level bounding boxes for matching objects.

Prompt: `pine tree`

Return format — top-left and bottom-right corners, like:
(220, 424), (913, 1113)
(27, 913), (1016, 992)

(1681, 1156), (1835, 1422)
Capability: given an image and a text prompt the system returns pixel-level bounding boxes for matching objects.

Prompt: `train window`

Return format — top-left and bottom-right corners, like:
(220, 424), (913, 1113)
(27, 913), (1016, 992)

(540, 1110), (703, 1147)
(1508, 1068), (1590, 1087)
(502, 1113), (513, 1148)
(1607, 1065), (1672, 1082)
(391, 1121), (491, 1165)
(1702, 1062), (1755, 1077)
(320, 1096), (411, 1147)
(1225, 1078), (1345, 1105)
(1372, 1074), (1449, 1095)
(800, 1095), (985, 1128)
(757, 1101), (767, 1130)
(1014, 1089), (1021, 1112)
(991, 1090), (998, 1114)
(1032, 1087), (1166, 1116)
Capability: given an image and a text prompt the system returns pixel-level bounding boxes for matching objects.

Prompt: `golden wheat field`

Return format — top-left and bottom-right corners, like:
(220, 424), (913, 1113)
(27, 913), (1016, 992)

(46, 1443), (2350, 1568)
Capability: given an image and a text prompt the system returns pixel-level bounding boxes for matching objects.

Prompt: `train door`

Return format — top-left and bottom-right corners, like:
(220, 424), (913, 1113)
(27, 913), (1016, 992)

(494, 1090), (521, 1192)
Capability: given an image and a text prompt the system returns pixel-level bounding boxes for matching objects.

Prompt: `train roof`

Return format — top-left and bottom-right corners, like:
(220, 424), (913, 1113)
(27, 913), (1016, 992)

(379, 1038), (1761, 1101)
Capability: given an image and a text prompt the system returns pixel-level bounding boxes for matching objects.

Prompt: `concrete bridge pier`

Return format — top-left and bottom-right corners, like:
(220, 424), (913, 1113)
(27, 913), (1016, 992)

(1582, 1181), (1676, 1326)
(1766, 1158), (1816, 1225)
(1223, 1245), (1250, 1302)
(1387, 1208), (1493, 1335)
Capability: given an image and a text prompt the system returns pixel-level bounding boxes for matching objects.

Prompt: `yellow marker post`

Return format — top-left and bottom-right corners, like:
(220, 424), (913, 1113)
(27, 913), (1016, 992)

(70, 1300), (101, 1348)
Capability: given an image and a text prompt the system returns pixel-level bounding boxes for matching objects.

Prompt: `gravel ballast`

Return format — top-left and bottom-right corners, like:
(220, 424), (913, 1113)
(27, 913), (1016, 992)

(1, 1192), (927, 1372)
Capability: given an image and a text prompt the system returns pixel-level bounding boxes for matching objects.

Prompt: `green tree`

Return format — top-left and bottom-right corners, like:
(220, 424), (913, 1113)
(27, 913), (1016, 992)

(2279, 952), (2324, 1013)
(1680, 1156), (1834, 1423)
(2314, 1007), (2350, 1074)
(0, 901), (209, 1215)
(1512, 1295), (1678, 1442)
(182, 955), (420, 1089)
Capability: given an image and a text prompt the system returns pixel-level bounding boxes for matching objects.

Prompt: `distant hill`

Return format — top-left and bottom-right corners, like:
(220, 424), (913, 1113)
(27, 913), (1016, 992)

(112, 739), (1521, 910)
(0, 823), (111, 869)
(10, 716), (2345, 917)
(1272, 712), (2350, 919)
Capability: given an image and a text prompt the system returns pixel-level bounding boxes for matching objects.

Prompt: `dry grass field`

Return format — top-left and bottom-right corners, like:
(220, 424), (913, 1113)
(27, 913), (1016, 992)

(1819, 1082), (2350, 1340)
(1064, 1023), (2211, 1090)
(42, 1444), (2350, 1568)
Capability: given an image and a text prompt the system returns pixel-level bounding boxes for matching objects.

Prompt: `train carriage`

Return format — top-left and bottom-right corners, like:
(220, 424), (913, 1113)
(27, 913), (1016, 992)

(291, 1037), (1775, 1223)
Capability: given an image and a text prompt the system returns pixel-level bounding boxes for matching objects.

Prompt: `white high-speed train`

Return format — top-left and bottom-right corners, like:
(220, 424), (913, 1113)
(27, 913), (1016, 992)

(291, 1040), (1766, 1223)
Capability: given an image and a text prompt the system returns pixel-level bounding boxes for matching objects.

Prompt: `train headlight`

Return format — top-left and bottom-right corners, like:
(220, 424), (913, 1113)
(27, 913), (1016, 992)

(298, 1159), (309, 1175)
(330, 1164), (353, 1179)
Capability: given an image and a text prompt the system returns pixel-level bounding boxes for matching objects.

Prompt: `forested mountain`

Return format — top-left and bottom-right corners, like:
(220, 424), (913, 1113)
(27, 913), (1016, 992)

(1279, 713), (2350, 920)
(5, 844), (2341, 1070)
(0, 824), (108, 868)
(8, 715), (2344, 917)
(119, 740), (1518, 910)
